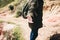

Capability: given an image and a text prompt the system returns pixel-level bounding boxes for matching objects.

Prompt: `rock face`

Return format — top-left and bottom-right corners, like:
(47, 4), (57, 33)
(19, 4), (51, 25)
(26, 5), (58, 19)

(43, 0), (60, 28)
(36, 0), (60, 40)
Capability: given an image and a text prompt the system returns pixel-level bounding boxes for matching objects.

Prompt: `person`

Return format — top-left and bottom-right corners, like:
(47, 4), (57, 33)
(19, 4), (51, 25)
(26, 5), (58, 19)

(22, 0), (44, 40)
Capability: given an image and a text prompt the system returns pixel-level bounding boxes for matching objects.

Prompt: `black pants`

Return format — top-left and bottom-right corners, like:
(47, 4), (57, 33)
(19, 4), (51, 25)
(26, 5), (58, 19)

(29, 20), (42, 40)
(30, 27), (38, 40)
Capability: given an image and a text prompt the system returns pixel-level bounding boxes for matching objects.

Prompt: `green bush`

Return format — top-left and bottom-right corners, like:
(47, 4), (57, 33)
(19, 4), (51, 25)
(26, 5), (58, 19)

(9, 5), (14, 10)
(12, 26), (24, 40)
(0, 20), (4, 23)
(15, 11), (22, 18)
(0, 0), (14, 8)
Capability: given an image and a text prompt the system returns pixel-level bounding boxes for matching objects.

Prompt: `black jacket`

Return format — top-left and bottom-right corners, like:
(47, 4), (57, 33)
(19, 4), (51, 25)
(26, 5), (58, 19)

(22, 0), (44, 29)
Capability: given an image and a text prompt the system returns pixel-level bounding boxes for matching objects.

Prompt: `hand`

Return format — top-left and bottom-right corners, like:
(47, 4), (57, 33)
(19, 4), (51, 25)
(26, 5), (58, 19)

(26, 14), (33, 23)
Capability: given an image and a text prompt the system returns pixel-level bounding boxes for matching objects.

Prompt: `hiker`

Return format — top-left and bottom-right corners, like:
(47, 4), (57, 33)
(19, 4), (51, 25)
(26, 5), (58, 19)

(22, 0), (44, 40)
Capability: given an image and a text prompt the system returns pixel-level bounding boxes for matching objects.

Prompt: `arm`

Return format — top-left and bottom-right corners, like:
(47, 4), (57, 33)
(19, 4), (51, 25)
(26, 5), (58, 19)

(22, 3), (29, 19)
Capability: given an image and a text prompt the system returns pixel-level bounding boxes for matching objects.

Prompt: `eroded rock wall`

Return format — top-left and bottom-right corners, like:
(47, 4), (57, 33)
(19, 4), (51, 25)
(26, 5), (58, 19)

(36, 0), (60, 40)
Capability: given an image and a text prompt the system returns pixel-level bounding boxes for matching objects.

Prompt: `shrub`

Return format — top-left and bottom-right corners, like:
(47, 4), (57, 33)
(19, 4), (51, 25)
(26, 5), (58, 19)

(0, 0), (14, 8)
(9, 5), (14, 11)
(15, 11), (22, 18)
(12, 26), (24, 40)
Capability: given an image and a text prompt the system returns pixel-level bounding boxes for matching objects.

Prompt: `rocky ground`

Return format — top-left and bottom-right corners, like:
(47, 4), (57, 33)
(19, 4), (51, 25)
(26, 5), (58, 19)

(0, 0), (60, 40)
